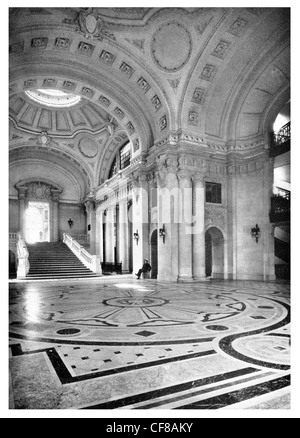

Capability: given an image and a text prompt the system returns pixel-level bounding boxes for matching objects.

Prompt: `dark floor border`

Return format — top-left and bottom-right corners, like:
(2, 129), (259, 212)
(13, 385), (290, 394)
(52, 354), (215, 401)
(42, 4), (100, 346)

(81, 367), (260, 409)
(10, 343), (217, 385)
(218, 297), (291, 370)
(176, 375), (291, 409)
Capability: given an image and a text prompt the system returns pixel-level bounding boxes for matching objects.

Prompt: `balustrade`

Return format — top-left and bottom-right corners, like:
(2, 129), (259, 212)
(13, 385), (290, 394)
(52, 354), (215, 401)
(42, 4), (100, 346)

(63, 233), (100, 273)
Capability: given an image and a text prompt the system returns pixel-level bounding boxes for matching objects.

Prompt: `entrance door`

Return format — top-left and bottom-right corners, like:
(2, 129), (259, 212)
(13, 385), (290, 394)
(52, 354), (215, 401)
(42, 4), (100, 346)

(25, 201), (50, 243)
(205, 227), (224, 279)
(150, 229), (158, 279)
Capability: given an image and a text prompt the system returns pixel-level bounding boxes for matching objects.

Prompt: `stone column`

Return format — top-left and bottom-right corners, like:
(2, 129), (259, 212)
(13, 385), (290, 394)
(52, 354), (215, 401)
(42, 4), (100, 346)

(119, 198), (129, 272)
(86, 199), (96, 255)
(131, 172), (149, 275)
(177, 170), (193, 282)
(105, 206), (115, 262)
(18, 186), (27, 238)
(192, 173), (206, 280)
(157, 158), (179, 282)
(51, 191), (60, 242)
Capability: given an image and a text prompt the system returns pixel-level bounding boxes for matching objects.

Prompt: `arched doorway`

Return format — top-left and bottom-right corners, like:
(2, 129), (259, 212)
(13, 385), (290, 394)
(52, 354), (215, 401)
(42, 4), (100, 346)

(25, 201), (50, 243)
(205, 227), (224, 279)
(150, 229), (158, 279)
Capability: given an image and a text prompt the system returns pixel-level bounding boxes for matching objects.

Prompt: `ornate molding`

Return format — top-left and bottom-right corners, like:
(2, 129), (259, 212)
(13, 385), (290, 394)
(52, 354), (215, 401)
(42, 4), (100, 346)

(63, 9), (116, 41)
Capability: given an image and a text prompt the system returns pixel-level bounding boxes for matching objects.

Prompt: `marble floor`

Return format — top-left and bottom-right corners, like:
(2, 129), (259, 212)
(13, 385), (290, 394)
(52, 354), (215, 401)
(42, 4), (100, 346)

(8, 277), (291, 412)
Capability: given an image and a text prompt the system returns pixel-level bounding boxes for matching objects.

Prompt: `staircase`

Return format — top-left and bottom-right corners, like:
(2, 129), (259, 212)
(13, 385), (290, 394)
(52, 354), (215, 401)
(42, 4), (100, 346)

(26, 242), (100, 280)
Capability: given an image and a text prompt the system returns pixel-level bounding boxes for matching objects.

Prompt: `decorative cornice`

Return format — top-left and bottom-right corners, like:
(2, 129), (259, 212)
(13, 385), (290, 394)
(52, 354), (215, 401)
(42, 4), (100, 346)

(153, 130), (266, 154)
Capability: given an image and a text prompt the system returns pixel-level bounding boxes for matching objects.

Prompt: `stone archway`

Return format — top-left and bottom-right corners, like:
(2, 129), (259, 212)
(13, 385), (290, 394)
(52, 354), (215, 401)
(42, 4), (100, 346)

(205, 227), (224, 279)
(150, 229), (158, 279)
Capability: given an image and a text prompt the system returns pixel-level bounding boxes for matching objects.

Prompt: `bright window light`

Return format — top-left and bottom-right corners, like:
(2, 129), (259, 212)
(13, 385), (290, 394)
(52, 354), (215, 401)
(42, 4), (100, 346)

(25, 89), (81, 107)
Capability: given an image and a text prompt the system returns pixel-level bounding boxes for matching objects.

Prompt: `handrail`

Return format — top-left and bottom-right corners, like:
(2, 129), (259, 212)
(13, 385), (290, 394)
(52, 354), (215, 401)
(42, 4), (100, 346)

(63, 233), (101, 274)
(70, 234), (89, 243)
(16, 233), (30, 278)
(272, 121), (291, 147)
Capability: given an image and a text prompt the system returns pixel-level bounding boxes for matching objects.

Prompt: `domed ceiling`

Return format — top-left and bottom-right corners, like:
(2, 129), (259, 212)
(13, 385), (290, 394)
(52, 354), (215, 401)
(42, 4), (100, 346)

(9, 7), (290, 191)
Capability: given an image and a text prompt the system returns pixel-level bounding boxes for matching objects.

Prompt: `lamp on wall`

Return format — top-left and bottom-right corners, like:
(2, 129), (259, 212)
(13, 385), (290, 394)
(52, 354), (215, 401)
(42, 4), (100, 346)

(159, 225), (166, 243)
(133, 230), (139, 244)
(68, 218), (74, 229)
(251, 224), (260, 243)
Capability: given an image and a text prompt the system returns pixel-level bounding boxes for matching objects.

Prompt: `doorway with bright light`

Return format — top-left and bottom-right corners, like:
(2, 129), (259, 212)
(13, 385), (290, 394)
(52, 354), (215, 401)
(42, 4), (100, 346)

(25, 201), (50, 244)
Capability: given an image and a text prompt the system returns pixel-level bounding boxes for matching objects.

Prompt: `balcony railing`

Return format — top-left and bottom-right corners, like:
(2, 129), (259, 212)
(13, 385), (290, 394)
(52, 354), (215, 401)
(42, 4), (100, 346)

(270, 122), (290, 157)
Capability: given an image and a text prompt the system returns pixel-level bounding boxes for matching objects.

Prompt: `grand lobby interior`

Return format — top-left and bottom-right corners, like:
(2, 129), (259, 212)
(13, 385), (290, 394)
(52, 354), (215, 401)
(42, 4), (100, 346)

(8, 6), (292, 415)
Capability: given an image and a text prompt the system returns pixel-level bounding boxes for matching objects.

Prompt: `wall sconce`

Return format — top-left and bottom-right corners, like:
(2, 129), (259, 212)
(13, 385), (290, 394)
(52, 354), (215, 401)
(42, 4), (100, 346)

(159, 225), (166, 244)
(133, 230), (139, 244)
(251, 224), (260, 244)
(68, 218), (74, 229)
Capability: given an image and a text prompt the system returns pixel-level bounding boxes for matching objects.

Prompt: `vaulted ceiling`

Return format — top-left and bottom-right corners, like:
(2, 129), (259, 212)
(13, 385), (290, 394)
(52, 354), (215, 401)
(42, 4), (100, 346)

(9, 7), (290, 195)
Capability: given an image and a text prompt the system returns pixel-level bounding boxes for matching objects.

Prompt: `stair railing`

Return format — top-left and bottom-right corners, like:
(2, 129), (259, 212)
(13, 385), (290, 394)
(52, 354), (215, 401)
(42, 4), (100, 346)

(63, 233), (101, 274)
(16, 233), (30, 279)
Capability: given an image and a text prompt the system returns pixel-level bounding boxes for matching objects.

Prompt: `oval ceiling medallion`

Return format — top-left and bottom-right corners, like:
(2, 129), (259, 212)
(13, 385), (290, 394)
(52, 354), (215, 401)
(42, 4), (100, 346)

(151, 22), (192, 72)
(78, 137), (98, 158)
(25, 89), (81, 108)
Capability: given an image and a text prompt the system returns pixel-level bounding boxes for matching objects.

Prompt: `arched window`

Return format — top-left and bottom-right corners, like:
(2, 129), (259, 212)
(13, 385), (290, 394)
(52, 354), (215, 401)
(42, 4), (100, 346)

(108, 141), (131, 179)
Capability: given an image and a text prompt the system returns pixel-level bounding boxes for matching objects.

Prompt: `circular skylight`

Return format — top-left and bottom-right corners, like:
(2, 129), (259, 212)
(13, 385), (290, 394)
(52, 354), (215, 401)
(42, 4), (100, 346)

(25, 89), (81, 107)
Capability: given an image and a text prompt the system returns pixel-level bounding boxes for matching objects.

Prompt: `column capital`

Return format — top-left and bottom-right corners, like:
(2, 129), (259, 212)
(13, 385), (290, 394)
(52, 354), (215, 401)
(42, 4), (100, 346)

(192, 172), (205, 186)
(18, 186), (27, 200)
(85, 199), (95, 213)
(177, 169), (192, 181)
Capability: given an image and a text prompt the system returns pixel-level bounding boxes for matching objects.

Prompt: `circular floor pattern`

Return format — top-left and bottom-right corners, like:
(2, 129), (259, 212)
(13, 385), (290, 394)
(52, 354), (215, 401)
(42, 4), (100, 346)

(9, 281), (290, 346)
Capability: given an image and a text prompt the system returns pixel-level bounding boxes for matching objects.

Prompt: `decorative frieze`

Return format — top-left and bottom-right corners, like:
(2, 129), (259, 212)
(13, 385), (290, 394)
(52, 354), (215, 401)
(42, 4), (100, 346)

(63, 9), (116, 41)
(168, 79), (181, 93)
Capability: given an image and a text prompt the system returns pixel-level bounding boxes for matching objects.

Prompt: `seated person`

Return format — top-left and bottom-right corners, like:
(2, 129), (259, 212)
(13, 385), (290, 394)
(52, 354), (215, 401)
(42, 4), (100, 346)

(135, 259), (152, 279)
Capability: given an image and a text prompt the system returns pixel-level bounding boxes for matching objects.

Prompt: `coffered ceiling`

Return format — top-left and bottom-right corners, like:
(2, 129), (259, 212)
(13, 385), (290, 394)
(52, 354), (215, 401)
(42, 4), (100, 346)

(9, 7), (290, 192)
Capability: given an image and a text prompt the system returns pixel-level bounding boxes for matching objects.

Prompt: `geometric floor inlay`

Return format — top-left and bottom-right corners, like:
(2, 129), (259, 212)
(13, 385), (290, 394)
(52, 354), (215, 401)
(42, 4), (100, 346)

(9, 278), (291, 410)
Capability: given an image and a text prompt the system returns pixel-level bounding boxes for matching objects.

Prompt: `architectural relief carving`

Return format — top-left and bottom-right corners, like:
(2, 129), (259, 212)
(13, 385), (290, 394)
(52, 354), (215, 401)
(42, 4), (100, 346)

(120, 62), (135, 78)
(227, 17), (248, 36)
(54, 38), (71, 50)
(10, 41), (24, 54)
(126, 122), (135, 136)
(43, 78), (57, 88)
(99, 95), (111, 107)
(188, 111), (199, 126)
(31, 37), (48, 49)
(137, 77), (151, 93)
(99, 50), (115, 65)
(77, 42), (95, 56)
(24, 79), (37, 89)
(159, 115), (167, 131)
(133, 139), (140, 153)
(63, 9), (116, 41)
(192, 87), (205, 104)
(114, 107), (125, 120)
(125, 39), (145, 53)
(63, 81), (76, 91)
(205, 206), (225, 224)
(17, 181), (62, 201)
(80, 87), (95, 98)
(168, 79), (181, 93)
(151, 95), (162, 111)
(195, 16), (213, 35)
(200, 64), (216, 81)
(212, 40), (231, 59)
